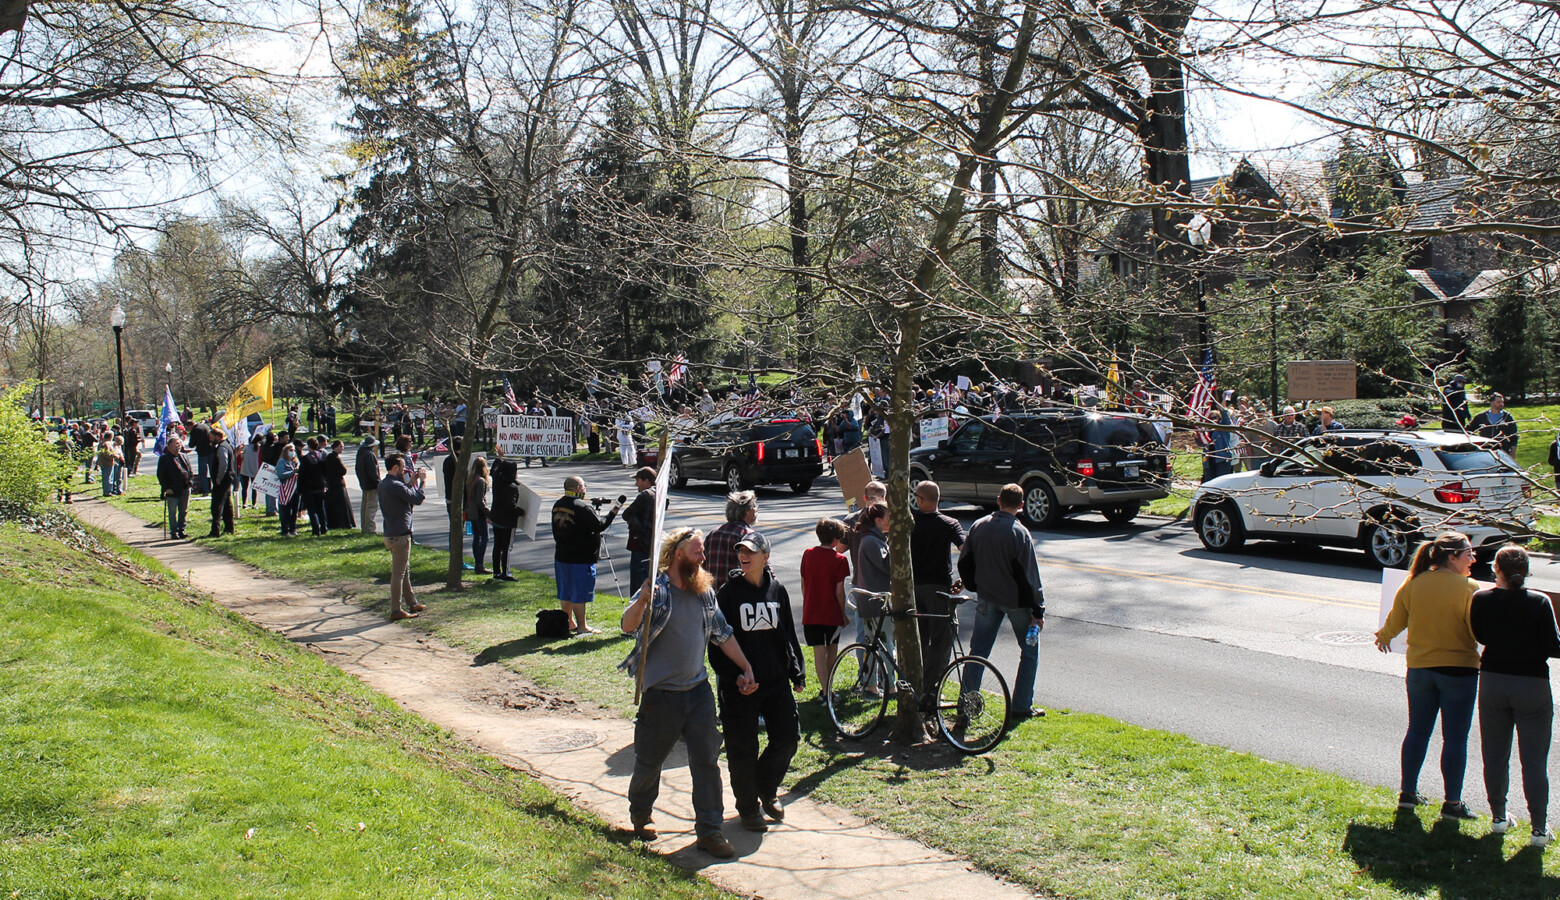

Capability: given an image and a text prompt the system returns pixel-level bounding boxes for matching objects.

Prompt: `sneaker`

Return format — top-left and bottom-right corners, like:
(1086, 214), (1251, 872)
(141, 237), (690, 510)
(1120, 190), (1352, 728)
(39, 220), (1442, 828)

(1397, 791), (1426, 810)
(1441, 800), (1478, 821)
(695, 832), (735, 859)
(739, 811), (769, 832)
(1533, 827), (1554, 848)
(1492, 814), (1516, 834)
(761, 796), (785, 822)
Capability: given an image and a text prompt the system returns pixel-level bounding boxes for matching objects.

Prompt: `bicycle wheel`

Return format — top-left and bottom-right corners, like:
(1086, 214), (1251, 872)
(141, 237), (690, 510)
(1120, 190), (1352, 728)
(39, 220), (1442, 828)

(936, 656), (1011, 754)
(826, 643), (891, 739)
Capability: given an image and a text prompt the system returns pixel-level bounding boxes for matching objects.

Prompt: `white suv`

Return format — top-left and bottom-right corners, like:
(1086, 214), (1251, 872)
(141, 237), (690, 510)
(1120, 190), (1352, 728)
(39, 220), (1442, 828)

(1193, 430), (1534, 567)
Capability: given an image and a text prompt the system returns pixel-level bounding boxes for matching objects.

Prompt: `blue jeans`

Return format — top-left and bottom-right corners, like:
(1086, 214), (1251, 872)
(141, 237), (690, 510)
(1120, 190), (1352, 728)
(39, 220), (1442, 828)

(629, 682), (725, 836)
(99, 464), (116, 496)
(965, 599), (1039, 713)
(470, 514), (488, 569)
(1401, 666), (1478, 800)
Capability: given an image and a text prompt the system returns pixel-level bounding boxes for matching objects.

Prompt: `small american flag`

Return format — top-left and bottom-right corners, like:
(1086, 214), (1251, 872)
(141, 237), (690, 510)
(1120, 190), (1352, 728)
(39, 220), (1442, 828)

(668, 354), (687, 384)
(738, 397), (763, 418)
(1186, 349), (1216, 445)
(279, 474), (298, 506)
(434, 438), (448, 453)
(502, 376), (521, 413)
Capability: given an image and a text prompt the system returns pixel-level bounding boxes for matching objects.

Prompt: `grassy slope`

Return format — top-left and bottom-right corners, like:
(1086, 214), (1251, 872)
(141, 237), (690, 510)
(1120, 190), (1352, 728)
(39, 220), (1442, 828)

(102, 479), (1560, 898)
(0, 519), (725, 900)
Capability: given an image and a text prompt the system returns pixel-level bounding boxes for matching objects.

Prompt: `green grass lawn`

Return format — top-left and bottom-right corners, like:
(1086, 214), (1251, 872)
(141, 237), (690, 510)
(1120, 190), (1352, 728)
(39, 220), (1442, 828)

(100, 480), (1560, 898)
(0, 517), (727, 900)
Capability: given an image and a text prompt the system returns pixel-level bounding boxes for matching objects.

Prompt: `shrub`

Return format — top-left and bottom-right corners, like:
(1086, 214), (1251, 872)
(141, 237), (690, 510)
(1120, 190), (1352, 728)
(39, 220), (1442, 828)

(1304, 398), (1429, 431)
(0, 383), (74, 512)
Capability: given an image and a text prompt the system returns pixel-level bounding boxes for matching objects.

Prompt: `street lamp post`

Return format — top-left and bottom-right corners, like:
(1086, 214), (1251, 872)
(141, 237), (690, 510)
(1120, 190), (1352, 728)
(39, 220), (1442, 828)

(1187, 214), (1212, 350)
(111, 303), (127, 426)
(1269, 297), (1286, 414)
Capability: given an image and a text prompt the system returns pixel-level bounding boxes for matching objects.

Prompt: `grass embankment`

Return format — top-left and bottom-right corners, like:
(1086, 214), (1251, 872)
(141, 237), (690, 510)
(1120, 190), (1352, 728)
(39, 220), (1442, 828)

(0, 516), (726, 899)
(101, 481), (1560, 898)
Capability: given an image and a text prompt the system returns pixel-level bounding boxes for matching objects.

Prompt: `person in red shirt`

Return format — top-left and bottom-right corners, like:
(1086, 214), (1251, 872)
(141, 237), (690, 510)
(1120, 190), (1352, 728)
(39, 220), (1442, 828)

(800, 517), (851, 699)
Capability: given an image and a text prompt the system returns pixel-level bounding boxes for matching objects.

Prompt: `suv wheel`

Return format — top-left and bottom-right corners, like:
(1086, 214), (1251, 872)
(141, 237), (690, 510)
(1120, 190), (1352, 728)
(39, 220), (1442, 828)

(670, 457), (688, 488)
(1102, 503), (1141, 526)
(1364, 516), (1417, 569)
(1195, 501), (1245, 553)
(725, 464), (747, 494)
(1021, 480), (1061, 529)
(791, 479), (813, 494)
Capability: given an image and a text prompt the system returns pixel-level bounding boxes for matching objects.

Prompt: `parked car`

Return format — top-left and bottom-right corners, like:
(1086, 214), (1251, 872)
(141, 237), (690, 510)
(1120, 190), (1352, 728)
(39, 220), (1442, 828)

(669, 415), (824, 494)
(1192, 429), (1534, 567)
(125, 409), (158, 436)
(908, 411), (1172, 527)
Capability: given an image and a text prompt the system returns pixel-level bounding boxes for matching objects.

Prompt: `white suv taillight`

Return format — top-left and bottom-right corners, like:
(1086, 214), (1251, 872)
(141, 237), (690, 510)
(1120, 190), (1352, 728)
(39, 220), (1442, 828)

(1434, 482), (1479, 504)
(1075, 458), (1095, 477)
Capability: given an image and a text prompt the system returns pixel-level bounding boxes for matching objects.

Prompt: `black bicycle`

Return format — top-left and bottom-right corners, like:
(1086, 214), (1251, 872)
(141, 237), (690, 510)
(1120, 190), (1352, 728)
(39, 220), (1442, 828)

(825, 588), (1011, 754)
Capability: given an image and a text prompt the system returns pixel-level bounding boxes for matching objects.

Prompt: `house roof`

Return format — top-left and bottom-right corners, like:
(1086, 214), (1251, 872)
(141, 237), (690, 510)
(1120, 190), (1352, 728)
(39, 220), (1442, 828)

(1403, 176), (1470, 229)
(1406, 268), (1510, 302)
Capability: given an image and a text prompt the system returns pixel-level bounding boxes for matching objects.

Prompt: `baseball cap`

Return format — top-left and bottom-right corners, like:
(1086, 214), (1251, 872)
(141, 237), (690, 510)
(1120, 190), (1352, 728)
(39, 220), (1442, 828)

(735, 532), (771, 555)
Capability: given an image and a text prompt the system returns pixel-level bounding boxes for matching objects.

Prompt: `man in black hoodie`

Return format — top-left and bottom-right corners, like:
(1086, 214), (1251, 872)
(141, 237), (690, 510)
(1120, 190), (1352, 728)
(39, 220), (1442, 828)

(711, 531), (804, 832)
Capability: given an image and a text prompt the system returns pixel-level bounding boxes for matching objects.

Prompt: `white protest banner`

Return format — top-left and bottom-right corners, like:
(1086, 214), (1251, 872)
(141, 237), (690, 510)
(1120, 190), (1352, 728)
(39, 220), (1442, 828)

(919, 417), (950, 449)
(253, 463), (281, 499)
(494, 415), (574, 458)
(955, 375), (971, 391)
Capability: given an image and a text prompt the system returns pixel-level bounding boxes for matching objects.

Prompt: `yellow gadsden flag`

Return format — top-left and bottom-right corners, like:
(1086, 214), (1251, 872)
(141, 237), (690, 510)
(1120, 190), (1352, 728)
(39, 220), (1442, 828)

(224, 363), (274, 424)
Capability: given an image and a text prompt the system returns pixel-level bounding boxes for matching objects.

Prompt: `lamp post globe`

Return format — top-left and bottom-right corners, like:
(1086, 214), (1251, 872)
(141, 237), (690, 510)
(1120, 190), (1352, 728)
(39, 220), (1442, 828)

(110, 302), (127, 429)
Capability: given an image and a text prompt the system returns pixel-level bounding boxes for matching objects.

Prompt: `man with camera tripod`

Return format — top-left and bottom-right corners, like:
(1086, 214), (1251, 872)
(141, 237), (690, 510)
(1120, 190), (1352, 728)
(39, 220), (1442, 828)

(552, 475), (621, 635)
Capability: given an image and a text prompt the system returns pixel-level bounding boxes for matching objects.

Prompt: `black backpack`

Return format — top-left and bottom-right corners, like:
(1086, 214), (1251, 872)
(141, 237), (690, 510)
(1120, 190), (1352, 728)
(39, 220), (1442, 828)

(535, 608), (571, 639)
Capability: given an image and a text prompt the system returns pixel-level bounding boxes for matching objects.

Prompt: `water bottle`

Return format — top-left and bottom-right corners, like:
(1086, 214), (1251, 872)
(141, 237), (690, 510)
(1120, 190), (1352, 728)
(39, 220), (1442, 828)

(1025, 620), (1040, 647)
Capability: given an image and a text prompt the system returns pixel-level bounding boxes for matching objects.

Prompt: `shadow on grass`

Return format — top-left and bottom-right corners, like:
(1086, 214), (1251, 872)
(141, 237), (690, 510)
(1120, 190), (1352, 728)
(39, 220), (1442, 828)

(1344, 810), (1558, 899)
(473, 632), (632, 666)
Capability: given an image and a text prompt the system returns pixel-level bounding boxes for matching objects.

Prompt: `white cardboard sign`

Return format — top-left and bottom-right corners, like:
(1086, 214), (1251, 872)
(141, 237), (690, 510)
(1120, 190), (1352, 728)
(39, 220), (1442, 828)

(495, 415), (574, 459)
(253, 463), (280, 499)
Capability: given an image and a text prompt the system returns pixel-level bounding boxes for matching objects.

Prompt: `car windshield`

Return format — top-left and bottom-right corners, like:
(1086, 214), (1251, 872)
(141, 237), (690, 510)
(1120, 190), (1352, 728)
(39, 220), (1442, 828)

(752, 422), (815, 442)
(1435, 445), (1508, 472)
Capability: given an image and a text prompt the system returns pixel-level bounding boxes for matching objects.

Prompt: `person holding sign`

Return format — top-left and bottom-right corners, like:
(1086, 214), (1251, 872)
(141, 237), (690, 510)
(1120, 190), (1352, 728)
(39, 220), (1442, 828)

(1375, 532), (1480, 821)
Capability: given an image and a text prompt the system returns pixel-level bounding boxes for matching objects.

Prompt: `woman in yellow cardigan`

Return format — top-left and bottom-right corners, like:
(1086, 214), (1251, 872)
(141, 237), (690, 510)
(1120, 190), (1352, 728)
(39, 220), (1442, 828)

(1376, 531), (1481, 820)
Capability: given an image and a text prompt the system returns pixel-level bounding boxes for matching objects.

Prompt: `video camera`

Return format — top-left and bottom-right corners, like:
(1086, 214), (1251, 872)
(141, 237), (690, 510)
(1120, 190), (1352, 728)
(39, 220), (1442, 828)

(589, 494), (627, 509)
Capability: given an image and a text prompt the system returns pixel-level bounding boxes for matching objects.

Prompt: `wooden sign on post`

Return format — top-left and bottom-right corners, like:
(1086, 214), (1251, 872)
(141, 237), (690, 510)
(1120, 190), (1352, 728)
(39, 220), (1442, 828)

(1287, 361), (1357, 401)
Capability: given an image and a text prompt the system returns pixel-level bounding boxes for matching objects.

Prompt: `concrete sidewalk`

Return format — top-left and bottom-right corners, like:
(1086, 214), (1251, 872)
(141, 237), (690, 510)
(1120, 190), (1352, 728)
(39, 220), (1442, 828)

(75, 499), (1035, 900)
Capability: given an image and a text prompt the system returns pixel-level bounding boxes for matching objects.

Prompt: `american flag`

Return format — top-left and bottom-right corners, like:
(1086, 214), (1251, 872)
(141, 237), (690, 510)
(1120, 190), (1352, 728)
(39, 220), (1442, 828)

(502, 376), (521, 413)
(1186, 349), (1216, 445)
(668, 354), (688, 384)
(434, 437), (448, 453)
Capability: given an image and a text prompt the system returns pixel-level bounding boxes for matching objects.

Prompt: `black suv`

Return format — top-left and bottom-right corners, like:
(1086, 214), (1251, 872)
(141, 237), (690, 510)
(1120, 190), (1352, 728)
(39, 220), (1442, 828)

(909, 412), (1171, 527)
(669, 416), (825, 494)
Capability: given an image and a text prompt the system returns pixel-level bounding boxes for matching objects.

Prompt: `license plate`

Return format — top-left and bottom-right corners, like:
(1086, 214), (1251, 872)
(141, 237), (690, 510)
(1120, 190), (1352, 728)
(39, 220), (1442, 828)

(1124, 465), (1139, 478)
(784, 449), (799, 459)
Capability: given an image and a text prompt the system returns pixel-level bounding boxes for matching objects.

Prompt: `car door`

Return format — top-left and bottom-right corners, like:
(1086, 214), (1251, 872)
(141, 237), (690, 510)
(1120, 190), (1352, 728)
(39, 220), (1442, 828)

(925, 418), (987, 502)
(1243, 448), (1329, 536)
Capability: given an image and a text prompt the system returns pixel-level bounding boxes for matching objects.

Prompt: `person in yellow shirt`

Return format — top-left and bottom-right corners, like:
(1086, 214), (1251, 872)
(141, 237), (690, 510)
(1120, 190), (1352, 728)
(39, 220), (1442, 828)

(1376, 532), (1481, 820)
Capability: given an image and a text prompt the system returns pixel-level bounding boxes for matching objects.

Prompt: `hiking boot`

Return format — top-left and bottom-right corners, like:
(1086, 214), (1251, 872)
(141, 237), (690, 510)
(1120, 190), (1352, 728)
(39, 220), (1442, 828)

(761, 796), (785, 822)
(739, 811), (769, 832)
(1441, 800), (1478, 821)
(696, 832), (735, 859)
(1397, 791), (1426, 810)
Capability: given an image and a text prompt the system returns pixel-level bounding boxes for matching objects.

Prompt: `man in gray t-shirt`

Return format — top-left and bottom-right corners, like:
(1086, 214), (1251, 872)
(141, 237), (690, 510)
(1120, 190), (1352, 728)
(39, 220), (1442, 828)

(619, 527), (756, 859)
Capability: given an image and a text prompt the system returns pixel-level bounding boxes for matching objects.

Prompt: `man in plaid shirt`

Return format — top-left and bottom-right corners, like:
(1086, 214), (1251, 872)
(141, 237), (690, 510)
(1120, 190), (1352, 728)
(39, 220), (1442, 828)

(1272, 406), (1307, 452)
(703, 490), (757, 590)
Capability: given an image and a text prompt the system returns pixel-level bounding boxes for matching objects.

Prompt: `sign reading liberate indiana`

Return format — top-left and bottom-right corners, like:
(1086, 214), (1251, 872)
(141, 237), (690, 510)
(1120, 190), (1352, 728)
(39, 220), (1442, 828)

(494, 415), (574, 459)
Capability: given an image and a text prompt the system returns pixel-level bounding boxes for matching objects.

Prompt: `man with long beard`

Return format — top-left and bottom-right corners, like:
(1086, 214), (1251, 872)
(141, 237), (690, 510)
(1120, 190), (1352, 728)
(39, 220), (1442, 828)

(620, 527), (758, 859)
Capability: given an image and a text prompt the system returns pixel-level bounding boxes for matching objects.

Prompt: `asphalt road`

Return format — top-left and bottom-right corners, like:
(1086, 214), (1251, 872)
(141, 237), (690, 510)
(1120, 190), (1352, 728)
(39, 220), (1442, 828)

(317, 451), (1560, 814)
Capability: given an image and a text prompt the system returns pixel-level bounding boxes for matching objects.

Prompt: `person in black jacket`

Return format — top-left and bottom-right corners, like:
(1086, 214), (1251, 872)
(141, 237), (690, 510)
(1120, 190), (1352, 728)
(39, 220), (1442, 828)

(623, 466), (657, 595)
(189, 419), (213, 494)
(157, 434), (193, 539)
(488, 446), (522, 582)
(711, 531), (804, 832)
(551, 475), (620, 634)
(323, 439), (356, 530)
(356, 436), (381, 534)
(206, 429), (235, 537)
(911, 481), (965, 706)
(1471, 545), (1560, 847)
(297, 437), (329, 536)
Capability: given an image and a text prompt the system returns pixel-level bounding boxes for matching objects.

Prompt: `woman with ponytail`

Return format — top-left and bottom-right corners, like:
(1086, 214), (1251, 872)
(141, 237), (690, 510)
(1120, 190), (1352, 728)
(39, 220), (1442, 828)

(1471, 545), (1560, 847)
(1375, 531), (1480, 820)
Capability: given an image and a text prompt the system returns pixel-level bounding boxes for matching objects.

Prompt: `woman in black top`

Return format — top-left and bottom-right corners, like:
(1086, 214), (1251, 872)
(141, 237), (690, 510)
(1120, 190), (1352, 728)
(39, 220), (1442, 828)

(488, 448), (521, 582)
(322, 439), (357, 530)
(1470, 545), (1560, 847)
